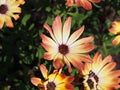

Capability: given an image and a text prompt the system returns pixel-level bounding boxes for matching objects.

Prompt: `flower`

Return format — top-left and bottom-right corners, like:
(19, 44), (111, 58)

(109, 21), (120, 46)
(40, 15), (94, 72)
(79, 52), (120, 90)
(31, 64), (74, 90)
(66, 0), (101, 10)
(0, 0), (25, 29)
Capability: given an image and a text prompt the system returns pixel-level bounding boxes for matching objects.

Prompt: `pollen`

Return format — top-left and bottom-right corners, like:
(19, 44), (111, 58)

(0, 4), (8, 14)
(59, 44), (69, 55)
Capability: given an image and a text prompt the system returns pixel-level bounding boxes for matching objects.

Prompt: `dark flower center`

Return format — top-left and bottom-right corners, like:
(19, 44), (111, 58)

(0, 4), (8, 14)
(87, 70), (99, 89)
(46, 82), (56, 90)
(59, 44), (69, 55)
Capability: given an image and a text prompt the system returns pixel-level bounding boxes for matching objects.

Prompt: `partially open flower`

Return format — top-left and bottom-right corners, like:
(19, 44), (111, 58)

(109, 21), (120, 46)
(78, 52), (120, 90)
(31, 64), (74, 90)
(0, 0), (25, 29)
(40, 15), (94, 72)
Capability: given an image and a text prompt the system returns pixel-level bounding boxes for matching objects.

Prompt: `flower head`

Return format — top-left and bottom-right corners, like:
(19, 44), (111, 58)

(31, 64), (74, 90)
(79, 52), (120, 90)
(40, 15), (94, 72)
(109, 21), (120, 45)
(0, 0), (25, 29)
(66, 0), (101, 10)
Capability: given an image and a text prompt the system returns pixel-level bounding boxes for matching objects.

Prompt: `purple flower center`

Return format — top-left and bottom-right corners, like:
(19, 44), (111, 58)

(46, 82), (56, 90)
(0, 4), (8, 14)
(87, 70), (99, 89)
(59, 44), (69, 55)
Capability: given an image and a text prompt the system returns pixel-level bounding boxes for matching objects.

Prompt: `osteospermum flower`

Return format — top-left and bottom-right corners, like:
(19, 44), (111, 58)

(31, 64), (74, 90)
(0, 0), (25, 29)
(79, 52), (120, 90)
(109, 21), (120, 46)
(40, 15), (94, 72)
(66, 0), (101, 10)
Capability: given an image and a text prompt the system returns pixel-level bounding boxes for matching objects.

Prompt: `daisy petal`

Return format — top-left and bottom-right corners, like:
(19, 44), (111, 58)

(70, 43), (94, 53)
(90, 0), (101, 3)
(40, 34), (57, 47)
(6, 16), (14, 28)
(40, 64), (48, 80)
(43, 52), (57, 60)
(75, 0), (92, 10)
(53, 53), (64, 70)
(112, 35), (120, 45)
(43, 23), (57, 42)
(0, 16), (5, 29)
(64, 56), (72, 73)
(31, 77), (42, 86)
(41, 43), (57, 53)
(67, 25), (85, 45)
(66, 0), (74, 6)
(70, 36), (94, 47)
(63, 17), (72, 43)
(67, 54), (84, 70)
(52, 16), (62, 44)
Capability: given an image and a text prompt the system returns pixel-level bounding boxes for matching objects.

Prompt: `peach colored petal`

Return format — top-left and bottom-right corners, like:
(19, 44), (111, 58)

(43, 23), (57, 42)
(75, 0), (92, 10)
(41, 43), (57, 53)
(40, 34), (57, 47)
(63, 17), (72, 44)
(93, 53), (102, 64)
(63, 76), (74, 83)
(0, 16), (5, 29)
(102, 55), (112, 65)
(5, 16), (14, 28)
(31, 77), (42, 86)
(52, 16), (62, 44)
(64, 56), (72, 73)
(17, 0), (25, 5)
(53, 57), (64, 70)
(112, 35), (120, 45)
(11, 7), (21, 13)
(67, 25), (84, 45)
(66, 54), (84, 70)
(40, 64), (48, 80)
(53, 53), (64, 70)
(108, 70), (120, 77)
(43, 52), (57, 60)
(12, 14), (20, 20)
(98, 62), (116, 76)
(70, 43), (94, 53)
(57, 84), (74, 90)
(70, 36), (94, 47)
(89, 0), (101, 3)
(109, 28), (118, 34)
(66, 0), (74, 6)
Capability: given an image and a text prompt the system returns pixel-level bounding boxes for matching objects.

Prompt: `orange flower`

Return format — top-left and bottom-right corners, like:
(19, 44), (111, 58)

(0, 0), (25, 29)
(66, 0), (101, 10)
(31, 64), (74, 90)
(40, 15), (94, 72)
(80, 52), (120, 90)
(109, 21), (120, 46)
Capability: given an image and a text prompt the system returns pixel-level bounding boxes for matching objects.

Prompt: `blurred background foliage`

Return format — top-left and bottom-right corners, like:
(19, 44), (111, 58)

(0, 0), (120, 90)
